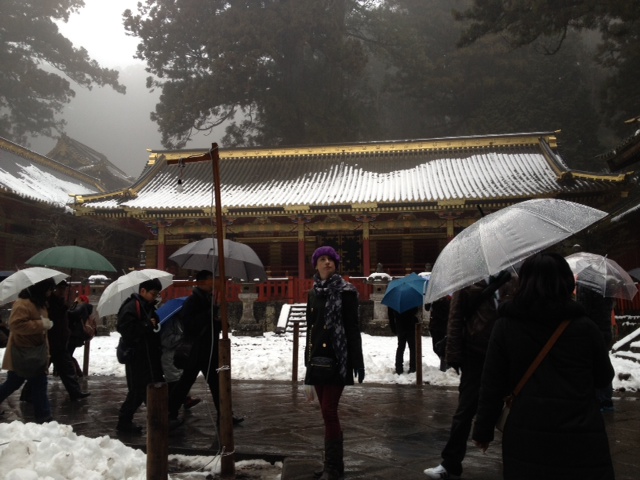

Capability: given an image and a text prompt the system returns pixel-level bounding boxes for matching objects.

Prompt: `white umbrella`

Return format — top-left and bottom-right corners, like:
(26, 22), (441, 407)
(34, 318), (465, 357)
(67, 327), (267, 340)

(97, 269), (173, 317)
(169, 238), (267, 282)
(425, 199), (607, 303)
(0, 267), (69, 305)
(566, 252), (638, 300)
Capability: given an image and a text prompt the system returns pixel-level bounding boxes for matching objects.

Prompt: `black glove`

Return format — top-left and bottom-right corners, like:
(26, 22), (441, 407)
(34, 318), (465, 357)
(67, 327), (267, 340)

(354, 367), (365, 384)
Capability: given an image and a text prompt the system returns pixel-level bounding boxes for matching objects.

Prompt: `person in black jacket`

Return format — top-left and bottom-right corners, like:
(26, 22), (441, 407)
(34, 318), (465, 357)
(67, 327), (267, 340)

(472, 253), (615, 480)
(304, 246), (365, 480)
(47, 281), (90, 401)
(424, 270), (516, 480)
(388, 306), (419, 374)
(167, 270), (243, 427)
(115, 278), (164, 435)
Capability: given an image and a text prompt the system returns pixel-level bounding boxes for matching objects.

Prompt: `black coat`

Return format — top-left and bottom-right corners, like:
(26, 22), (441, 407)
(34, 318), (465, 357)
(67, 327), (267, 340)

(472, 299), (615, 480)
(304, 288), (364, 386)
(117, 293), (163, 382)
(181, 287), (221, 367)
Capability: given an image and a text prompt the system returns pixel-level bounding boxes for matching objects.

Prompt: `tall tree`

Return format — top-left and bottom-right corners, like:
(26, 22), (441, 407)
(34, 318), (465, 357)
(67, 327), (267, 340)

(124, 0), (380, 148)
(453, 0), (640, 136)
(0, 0), (125, 146)
(371, 0), (605, 169)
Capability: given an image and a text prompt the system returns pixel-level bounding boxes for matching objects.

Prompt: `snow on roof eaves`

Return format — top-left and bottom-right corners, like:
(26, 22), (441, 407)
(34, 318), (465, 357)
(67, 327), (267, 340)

(78, 149), (613, 212)
(0, 160), (99, 210)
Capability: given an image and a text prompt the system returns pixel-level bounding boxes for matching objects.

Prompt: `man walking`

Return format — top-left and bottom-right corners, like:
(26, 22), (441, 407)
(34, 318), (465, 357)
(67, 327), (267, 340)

(424, 271), (515, 479)
(168, 270), (243, 426)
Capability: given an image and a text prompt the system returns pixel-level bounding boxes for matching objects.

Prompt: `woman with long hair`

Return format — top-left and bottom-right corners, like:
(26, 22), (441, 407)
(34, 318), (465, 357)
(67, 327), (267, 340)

(0, 278), (56, 423)
(472, 252), (615, 479)
(305, 246), (365, 480)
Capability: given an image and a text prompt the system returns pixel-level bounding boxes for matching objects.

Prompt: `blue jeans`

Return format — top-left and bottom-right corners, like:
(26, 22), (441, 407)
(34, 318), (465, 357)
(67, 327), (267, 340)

(0, 370), (52, 422)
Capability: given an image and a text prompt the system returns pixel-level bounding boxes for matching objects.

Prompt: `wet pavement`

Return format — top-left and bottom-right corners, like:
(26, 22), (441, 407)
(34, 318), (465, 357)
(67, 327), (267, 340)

(1, 373), (639, 479)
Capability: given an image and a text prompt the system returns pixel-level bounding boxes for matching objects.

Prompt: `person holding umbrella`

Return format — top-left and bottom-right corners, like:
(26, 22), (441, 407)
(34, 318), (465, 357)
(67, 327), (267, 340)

(115, 278), (164, 434)
(0, 278), (56, 423)
(388, 306), (420, 374)
(305, 246), (365, 480)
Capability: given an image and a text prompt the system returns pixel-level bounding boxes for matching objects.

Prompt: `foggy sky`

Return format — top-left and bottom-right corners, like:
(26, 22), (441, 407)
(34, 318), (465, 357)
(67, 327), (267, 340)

(28, 65), (226, 179)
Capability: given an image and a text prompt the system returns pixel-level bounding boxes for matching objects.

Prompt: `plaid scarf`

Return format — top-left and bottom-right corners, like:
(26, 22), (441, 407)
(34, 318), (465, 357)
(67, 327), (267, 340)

(313, 273), (358, 380)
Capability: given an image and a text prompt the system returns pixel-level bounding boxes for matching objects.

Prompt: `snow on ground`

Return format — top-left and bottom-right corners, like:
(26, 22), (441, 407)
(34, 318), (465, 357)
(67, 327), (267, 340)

(1, 329), (639, 479)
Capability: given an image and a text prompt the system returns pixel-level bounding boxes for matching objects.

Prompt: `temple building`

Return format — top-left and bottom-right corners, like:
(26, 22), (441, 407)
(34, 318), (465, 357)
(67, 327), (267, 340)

(71, 131), (633, 279)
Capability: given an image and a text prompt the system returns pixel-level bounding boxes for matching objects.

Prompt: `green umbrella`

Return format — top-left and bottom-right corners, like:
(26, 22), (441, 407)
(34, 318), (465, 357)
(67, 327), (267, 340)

(25, 245), (117, 272)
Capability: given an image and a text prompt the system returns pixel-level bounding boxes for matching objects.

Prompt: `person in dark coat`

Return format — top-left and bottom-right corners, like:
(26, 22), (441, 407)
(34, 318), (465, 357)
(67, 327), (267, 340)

(115, 278), (164, 434)
(168, 270), (219, 423)
(575, 284), (616, 412)
(426, 295), (450, 372)
(472, 252), (615, 480)
(304, 246), (365, 480)
(388, 306), (419, 374)
(46, 281), (90, 401)
(424, 270), (516, 480)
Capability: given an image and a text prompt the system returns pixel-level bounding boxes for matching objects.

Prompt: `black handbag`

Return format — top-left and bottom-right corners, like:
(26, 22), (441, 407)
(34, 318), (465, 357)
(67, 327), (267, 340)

(309, 356), (338, 381)
(11, 342), (48, 378)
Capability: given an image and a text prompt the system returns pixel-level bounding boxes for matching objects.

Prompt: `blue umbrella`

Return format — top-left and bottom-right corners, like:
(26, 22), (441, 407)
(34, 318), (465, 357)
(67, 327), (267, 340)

(381, 273), (428, 314)
(157, 296), (188, 325)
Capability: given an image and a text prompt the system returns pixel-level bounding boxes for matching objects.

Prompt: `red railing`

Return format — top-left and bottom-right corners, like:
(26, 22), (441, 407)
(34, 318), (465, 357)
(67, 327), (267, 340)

(160, 277), (372, 304)
(615, 285), (640, 315)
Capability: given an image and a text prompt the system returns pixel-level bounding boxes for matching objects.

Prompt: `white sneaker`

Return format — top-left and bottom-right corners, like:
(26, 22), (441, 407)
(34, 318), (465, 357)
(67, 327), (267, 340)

(424, 464), (460, 479)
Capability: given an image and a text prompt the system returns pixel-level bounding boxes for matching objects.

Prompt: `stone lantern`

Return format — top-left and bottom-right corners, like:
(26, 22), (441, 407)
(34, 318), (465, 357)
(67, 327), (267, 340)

(234, 280), (262, 337)
(365, 271), (392, 333)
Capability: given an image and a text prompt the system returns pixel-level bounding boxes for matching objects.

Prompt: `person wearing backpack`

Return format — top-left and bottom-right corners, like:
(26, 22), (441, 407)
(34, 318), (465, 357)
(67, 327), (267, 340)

(115, 278), (164, 435)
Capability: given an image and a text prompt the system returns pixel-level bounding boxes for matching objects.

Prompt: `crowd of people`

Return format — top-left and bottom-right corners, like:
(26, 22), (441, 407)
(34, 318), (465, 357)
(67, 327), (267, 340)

(0, 246), (619, 480)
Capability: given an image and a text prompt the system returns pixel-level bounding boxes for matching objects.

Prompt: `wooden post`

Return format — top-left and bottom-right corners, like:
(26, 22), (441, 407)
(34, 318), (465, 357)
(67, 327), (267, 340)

(292, 322), (300, 382)
(415, 323), (423, 386)
(146, 382), (169, 480)
(82, 340), (90, 376)
(218, 338), (235, 478)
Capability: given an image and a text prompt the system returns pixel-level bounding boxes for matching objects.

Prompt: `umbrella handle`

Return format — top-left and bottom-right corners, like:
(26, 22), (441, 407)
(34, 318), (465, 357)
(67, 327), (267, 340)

(153, 324), (161, 333)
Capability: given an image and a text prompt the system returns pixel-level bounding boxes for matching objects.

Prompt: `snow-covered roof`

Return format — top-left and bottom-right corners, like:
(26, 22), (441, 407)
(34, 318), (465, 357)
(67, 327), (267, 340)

(0, 137), (102, 211)
(74, 132), (631, 215)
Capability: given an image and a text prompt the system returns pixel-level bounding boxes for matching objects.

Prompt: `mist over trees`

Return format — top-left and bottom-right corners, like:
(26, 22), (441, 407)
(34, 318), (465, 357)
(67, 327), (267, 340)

(0, 0), (125, 146)
(4, 1), (638, 172)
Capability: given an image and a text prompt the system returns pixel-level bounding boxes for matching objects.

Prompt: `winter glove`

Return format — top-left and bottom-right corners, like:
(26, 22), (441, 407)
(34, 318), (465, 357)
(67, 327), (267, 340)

(41, 316), (53, 330)
(354, 367), (365, 384)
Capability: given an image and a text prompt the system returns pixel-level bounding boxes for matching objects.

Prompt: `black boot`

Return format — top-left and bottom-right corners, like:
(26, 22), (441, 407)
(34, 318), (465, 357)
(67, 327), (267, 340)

(318, 436), (344, 480)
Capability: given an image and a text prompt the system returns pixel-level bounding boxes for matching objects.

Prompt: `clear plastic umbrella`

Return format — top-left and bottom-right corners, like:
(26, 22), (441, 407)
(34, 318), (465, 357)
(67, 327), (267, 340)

(425, 199), (607, 303)
(97, 269), (173, 317)
(566, 252), (638, 300)
(0, 267), (69, 305)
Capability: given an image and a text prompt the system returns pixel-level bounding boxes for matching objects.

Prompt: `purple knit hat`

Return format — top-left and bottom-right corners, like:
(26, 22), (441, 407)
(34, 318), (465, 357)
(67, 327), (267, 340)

(312, 246), (340, 268)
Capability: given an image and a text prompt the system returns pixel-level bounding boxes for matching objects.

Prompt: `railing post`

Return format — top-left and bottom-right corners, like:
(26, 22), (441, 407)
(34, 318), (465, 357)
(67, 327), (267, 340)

(82, 340), (90, 376)
(147, 382), (169, 480)
(416, 323), (423, 386)
(292, 322), (300, 382)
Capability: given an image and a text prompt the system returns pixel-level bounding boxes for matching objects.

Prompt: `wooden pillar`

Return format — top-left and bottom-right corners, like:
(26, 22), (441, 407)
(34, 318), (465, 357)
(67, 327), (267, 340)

(146, 382), (169, 479)
(356, 214), (376, 276)
(297, 217), (306, 280)
(157, 223), (166, 271)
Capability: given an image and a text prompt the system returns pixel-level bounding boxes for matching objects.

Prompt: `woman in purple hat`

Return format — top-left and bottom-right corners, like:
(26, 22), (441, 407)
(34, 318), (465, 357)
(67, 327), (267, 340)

(305, 246), (365, 480)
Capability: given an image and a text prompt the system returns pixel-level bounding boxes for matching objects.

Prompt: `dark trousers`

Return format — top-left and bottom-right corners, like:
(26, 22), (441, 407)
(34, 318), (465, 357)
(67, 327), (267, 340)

(169, 341), (220, 419)
(315, 384), (344, 441)
(0, 370), (51, 422)
(119, 359), (155, 424)
(49, 347), (83, 397)
(441, 354), (484, 476)
(395, 326), (417, 373)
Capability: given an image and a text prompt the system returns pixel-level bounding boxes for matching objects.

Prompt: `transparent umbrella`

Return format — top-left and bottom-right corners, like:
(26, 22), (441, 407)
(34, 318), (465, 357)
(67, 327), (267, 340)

(97, 269), (173, 317)
(425, 199), (607, 303)
(566, 252), (638, 300)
